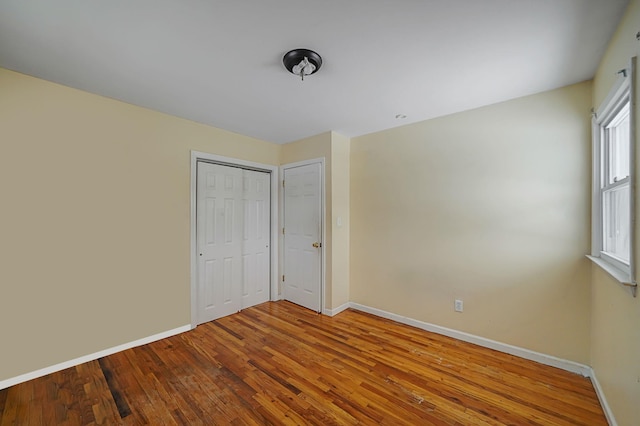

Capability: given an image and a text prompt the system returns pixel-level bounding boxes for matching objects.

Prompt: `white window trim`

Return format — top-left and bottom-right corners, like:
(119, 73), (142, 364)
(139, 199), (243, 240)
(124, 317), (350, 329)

(588, 57), (637, 297)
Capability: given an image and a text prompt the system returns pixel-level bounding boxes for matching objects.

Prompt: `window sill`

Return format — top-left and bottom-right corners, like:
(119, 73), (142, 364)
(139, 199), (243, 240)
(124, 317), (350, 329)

(586, 255), (635, 287)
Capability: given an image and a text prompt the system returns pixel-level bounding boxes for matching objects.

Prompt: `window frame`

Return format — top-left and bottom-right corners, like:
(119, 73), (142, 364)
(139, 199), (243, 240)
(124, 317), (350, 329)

(600, 100), (631, 268)
(589, 57), (637, 295)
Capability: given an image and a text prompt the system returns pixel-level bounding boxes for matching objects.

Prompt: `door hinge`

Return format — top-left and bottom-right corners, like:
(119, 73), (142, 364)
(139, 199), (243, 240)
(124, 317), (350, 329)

(282, 275), (285, 282)
(282, 227), (285, 235)
(282, 180), (285, 187)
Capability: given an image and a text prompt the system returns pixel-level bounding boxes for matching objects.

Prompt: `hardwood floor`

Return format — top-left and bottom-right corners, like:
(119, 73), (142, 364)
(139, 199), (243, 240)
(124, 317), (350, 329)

(0, 301), (606, 425)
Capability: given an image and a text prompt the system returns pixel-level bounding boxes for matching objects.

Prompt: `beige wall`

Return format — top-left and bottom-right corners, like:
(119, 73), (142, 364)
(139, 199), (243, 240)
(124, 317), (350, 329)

(590, 1), (640, 424)
(350, 81), (593, 363)
(330, 133), (350, 309)
(0, 68), (280, 382)
(280, 131), (351, 310)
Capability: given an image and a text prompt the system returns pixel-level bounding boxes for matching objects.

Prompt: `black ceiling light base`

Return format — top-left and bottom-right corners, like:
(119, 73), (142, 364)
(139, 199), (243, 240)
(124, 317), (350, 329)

(283, 49), (322, 79)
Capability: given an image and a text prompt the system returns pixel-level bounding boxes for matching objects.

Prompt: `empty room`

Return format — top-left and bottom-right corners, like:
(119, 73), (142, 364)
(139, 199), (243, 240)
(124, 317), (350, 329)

(1, 0), (639, 425)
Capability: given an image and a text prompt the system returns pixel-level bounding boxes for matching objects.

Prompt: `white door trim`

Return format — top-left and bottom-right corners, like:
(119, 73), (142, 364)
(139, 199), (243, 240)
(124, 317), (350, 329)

(190, 151), (279, 328)
(280, 158), (326, 313)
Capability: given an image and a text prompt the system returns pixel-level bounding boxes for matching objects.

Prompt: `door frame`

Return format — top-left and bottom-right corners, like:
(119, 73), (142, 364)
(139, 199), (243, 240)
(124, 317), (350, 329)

(190, 151), (279, 328)
(280, 158), (326, 313)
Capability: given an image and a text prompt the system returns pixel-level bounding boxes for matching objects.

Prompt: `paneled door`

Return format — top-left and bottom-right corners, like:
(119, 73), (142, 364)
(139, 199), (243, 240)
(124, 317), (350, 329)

(240, 169), (271, 309)
(196, 162), (270, 324)
(283, 163), (322, 312)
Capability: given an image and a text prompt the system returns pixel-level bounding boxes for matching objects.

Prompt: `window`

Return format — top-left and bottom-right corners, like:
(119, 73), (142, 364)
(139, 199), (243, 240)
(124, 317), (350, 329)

(601, 102), (630, 267)
(590, 59), (636, 290)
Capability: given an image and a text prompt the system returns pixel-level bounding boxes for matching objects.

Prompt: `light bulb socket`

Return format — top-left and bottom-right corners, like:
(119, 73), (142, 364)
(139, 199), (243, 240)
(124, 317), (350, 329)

(283, 49), (322, 77)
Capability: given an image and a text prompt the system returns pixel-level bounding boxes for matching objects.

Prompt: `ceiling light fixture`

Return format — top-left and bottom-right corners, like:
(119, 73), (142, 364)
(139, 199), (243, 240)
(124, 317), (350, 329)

(283, 49), (322, 81)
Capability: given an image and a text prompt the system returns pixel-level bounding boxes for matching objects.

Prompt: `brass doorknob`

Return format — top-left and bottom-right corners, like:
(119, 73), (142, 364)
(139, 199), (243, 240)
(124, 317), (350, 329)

(312, 242), (320, 248)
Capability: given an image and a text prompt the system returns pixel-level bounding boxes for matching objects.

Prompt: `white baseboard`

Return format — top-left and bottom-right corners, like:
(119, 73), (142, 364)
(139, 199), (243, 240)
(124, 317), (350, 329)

(323, 302), (350, 317)
(348, 303), (593, 377)
(0, 325), (191, 391)
(589, 369), (618, 426)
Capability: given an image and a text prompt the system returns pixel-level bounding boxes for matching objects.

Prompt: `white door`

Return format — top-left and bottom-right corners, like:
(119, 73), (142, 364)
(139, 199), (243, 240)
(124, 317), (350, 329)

(283, 163), (322, 312)
(197, 162), (270, 324)
(240, 169), (271, 309)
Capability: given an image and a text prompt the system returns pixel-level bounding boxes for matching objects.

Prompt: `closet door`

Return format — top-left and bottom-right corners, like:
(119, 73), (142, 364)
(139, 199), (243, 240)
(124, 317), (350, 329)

(196, 162), (272, 324)
(197, 162), (244, 323)
(240, 169), (271, 309)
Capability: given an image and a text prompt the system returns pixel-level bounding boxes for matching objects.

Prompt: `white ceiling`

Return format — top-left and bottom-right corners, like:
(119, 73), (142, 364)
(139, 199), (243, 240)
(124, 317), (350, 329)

(0, 0), (629, 144)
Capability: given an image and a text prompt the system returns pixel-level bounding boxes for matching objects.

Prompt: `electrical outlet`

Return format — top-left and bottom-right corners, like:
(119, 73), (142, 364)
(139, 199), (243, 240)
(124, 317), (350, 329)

(454, 299), (463, 312)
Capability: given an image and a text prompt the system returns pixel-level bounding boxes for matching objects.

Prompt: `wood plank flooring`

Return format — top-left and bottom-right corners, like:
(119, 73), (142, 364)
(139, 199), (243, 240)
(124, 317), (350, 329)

(0, 301), (607, 425)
